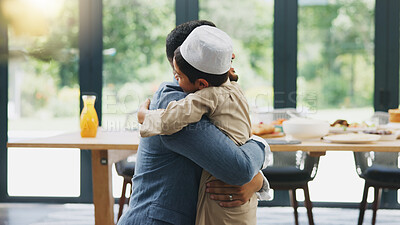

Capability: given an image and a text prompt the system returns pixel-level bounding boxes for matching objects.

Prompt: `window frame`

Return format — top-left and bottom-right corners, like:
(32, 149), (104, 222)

(0, 9), (8, 202)
(0, 0), (103, 204)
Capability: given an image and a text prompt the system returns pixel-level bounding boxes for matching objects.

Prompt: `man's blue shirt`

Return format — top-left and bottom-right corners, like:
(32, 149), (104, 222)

(117, 82), (265, 225)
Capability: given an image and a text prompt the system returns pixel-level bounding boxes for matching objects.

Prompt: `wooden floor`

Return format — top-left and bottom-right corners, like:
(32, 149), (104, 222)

(0, 203), (399, 225)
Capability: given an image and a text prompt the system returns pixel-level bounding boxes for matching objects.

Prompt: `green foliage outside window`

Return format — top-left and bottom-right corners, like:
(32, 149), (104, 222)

(298, 0), (374, 110)
(200, 0), (274, 109)
(103, 0), (174, 85)
(11, 0), (377, 120)
(102, 0), (175, 118)
(8, 0), (79, 119)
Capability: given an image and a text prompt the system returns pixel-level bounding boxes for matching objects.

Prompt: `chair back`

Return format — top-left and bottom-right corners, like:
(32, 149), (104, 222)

(371, 111), (389, 125)
(115, 111), (138, 178)
(270, 108), (302, 120)
(353, 152), (370, 175)
(374, 152), (398, 167)
(270, 151), (298, 167)
(254, 107), (303, 122)
(270, 151), (320, 179)
(354, 111), (399, 176)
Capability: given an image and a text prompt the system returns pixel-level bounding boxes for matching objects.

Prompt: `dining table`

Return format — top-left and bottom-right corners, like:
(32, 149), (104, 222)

(7, 129), (400, 225)
(7, 128), (139, 225)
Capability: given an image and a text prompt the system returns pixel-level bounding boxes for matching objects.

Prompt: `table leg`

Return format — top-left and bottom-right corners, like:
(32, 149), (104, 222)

(91, 150), (115, 225)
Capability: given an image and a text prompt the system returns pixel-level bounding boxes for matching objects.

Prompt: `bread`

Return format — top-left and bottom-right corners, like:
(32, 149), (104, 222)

(389, 108), (400, 123)
(252, 122), (275, 135)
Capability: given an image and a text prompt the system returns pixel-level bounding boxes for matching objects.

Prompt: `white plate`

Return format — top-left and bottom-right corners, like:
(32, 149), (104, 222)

(378, 134), (398, 141)
(323, 133), (381, 144)
(329, 127), (376, 134)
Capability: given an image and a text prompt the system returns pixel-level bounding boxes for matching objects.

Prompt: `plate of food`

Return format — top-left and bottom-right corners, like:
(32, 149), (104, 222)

(329, 119), (376, 134)
(323, 133), (381, 144)
(251, 122), (285, 138)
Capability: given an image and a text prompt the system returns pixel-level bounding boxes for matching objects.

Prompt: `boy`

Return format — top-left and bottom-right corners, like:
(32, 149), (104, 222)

(138, 25), (270, 225)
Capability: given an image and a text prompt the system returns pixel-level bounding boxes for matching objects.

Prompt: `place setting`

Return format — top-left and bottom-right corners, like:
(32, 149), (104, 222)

(250, 108), (400, 146)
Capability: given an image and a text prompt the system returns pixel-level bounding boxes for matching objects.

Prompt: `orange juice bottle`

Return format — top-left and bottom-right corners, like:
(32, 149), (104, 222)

(80, 95), (99, 137)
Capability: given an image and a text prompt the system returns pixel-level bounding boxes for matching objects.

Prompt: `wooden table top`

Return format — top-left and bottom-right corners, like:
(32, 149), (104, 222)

(7, 129), (140, 150)
(270, 139), (400, 152)
(7, 129), (400, 154)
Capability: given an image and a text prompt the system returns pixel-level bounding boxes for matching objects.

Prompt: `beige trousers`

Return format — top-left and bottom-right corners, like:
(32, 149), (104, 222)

(195, 170), (258, 225)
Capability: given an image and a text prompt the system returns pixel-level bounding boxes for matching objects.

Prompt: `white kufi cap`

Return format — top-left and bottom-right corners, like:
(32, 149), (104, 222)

(180, 25), (233, 75)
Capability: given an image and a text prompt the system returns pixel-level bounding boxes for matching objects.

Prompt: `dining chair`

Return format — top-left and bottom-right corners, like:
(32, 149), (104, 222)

(370, 111), (389, 125)
(259, 108), (319, 225)
(353, 111), (400, 225)
(262, 151), (320, 225)
(115, 156), (136, 221)
(353, 151), (400, 225)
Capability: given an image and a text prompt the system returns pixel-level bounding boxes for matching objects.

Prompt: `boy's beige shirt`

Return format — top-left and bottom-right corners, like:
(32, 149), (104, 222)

(140, 79), (251, 145)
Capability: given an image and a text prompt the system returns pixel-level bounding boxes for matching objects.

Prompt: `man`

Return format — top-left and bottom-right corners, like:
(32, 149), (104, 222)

(117, 20), (266, 225)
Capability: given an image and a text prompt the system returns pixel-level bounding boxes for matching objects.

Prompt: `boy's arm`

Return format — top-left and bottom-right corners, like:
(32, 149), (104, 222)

(151, 82), (265, 185)
(160, 117), (265, 186)
(140, 92), (217, 137)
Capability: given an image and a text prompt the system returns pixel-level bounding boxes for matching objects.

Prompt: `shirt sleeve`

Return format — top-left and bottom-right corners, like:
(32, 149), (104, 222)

(140, 92), (217, 137)
(250, 135), (272, 169)
(249, 136), (272, 200)
(160, 117), (266, 186)
(150, 82), (265, 186)
(256, 171), (272, 200)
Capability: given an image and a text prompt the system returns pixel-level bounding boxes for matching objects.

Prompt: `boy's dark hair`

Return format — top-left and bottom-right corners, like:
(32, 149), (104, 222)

(174, 47), (228, 86)
(166, 20), (216, 61)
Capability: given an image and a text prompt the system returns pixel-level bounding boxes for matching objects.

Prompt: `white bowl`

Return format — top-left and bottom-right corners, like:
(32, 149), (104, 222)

(282, 118), (330, 140)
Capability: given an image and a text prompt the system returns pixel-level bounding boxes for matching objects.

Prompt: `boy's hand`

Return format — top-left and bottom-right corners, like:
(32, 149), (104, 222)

(229, 53), (238, 81)
(228, 67), (239, 82)
(137, 99), (151, 124)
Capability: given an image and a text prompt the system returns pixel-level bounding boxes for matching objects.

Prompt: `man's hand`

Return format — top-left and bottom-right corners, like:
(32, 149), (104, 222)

(205, 172), (263, 207)
(228, 53), (239, 82)
(137, 99), (151, 124)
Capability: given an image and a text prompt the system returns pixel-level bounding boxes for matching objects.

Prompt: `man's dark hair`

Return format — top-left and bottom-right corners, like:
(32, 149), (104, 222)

(174, 47), (228, 87)
(166, 20), (216, 61)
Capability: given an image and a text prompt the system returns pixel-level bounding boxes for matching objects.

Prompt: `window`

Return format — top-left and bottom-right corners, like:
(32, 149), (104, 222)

(298, 0), (375, 202)
(102, 0), (175, 197)
(199, 0), (274, 112)
(7, 0), (80, 197)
